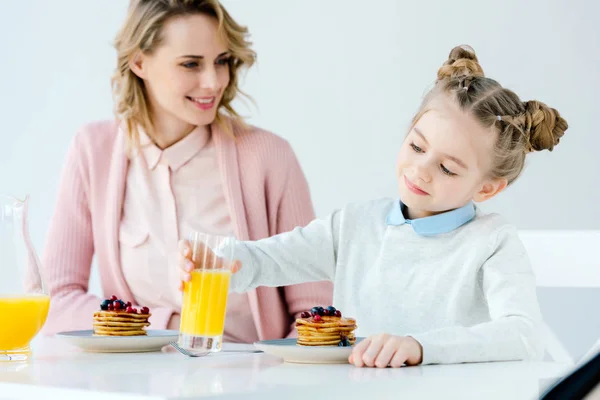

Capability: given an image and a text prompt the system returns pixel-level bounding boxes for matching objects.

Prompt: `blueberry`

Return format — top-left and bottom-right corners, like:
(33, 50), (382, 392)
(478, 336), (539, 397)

(101, 299), (110, 308)
(338, 335), (351, 347)
(311, 307), (320, 314)
(327, 306), (336, 314)
(118, 300), (126, 308)
(100, 304), (108, 311)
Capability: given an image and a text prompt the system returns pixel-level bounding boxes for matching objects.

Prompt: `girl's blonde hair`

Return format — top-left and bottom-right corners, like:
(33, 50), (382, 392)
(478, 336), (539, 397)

(412, 45), (568, 185)
(112, 0), (256, 148)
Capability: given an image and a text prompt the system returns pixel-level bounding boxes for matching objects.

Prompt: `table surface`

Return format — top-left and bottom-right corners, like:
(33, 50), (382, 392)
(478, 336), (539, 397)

(0, 336), (574, 400)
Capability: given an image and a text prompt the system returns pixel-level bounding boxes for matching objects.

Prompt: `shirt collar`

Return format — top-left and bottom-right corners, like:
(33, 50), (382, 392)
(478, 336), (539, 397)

(137, 126), (211, 171)
(385, 199), (476, 236)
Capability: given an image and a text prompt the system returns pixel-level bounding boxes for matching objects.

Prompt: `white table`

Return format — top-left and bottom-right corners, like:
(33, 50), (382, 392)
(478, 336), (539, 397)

(0, 337), (572, 400)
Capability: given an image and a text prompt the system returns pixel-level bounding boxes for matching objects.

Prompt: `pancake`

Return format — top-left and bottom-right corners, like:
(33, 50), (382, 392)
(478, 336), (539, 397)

(93, 311), (150, 320)
(93, 296), (151, 337)
(92, 329), (148, 336)
(295, 307), (357, 347)
(93, 321), (150, 328)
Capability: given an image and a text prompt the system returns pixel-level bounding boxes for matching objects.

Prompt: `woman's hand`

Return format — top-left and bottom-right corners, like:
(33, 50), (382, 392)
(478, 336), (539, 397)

(177, 239), (242, 291)
(167, 313), (181, 330)
(349, 334), (423, 368)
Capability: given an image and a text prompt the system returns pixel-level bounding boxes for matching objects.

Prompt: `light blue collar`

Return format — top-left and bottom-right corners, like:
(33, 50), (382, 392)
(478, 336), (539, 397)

(385, 199), (476, 236)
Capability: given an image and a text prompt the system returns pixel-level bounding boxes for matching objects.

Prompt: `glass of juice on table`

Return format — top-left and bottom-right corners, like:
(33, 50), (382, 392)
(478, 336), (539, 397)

(178, 232), (236, 356)
(0, 194), (50, 362)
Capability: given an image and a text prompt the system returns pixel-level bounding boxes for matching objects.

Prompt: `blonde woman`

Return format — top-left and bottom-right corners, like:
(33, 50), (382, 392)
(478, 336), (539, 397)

(41, 0), (332, 342)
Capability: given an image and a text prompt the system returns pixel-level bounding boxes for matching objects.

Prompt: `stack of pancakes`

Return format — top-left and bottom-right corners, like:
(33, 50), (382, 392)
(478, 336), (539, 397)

(93, 311), (151, 336)
(296, 315), (357, 346)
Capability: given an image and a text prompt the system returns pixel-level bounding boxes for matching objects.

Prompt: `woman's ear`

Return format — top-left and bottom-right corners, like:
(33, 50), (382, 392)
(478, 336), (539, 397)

(128, 52), (146, 79)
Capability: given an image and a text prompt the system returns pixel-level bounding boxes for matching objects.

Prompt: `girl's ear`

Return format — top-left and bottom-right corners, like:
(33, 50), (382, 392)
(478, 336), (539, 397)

(473, 177), (507, 202)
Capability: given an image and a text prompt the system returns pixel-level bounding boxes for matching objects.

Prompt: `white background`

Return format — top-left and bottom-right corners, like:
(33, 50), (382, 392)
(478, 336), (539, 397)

(1, 0), (598, 359)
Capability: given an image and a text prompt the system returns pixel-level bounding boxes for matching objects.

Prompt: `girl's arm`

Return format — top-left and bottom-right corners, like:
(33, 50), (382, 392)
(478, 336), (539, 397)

(231, 209), (341, 293)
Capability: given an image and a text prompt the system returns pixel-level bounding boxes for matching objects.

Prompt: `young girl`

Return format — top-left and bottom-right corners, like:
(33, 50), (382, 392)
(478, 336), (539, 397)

(178, 45), (568, 367)
(41, 0), (332, 340)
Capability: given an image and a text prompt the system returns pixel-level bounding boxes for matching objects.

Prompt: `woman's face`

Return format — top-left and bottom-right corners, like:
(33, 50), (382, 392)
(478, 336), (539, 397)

(131, 14), (232, 133)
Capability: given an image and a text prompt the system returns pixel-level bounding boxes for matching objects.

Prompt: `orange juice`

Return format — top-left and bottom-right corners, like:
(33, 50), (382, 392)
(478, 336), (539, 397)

(180, 269), (231, 337)
(0, 294), (50, 350)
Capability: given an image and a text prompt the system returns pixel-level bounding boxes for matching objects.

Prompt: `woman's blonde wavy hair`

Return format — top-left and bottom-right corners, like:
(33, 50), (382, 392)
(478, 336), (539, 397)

(412, 45), (568, 185)
(112, 0), (256, 148)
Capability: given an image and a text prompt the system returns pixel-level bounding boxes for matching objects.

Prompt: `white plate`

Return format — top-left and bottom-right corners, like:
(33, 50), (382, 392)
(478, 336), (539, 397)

(56, 329), (179, 353)
(253, 338), (364, 364)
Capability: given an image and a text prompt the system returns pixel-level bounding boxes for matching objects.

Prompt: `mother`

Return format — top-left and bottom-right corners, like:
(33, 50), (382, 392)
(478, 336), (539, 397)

(41, 0), (332, 342)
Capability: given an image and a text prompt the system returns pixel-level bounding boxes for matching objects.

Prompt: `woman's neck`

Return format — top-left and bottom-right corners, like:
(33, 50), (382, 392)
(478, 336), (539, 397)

(150, 118), (209, 150)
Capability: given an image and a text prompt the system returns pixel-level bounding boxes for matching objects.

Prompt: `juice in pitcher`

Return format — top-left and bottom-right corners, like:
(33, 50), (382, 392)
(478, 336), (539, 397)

(0, 294), (50, 353)
(0, 193), (49, 361)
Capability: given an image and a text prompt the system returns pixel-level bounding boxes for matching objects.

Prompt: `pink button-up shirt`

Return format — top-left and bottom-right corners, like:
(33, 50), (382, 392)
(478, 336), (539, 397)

(120, 126), (258, 343)
(41, 118), (333, 339)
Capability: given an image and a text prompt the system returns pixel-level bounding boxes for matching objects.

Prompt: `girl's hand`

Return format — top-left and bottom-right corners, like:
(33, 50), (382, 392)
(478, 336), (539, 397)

(177, 239), (242, 291)
(349, 334), (423, 368)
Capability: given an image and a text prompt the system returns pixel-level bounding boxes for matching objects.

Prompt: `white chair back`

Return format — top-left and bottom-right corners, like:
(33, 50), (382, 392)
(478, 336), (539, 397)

(519, 230), (600, 365)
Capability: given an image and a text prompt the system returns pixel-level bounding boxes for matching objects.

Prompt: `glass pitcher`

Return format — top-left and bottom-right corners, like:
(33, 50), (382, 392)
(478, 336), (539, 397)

(0, 194), (49, 362)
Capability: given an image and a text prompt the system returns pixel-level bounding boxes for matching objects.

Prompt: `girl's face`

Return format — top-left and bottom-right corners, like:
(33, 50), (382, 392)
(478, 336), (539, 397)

(396, 97), (507, 219)
(130, 14), (232, 136)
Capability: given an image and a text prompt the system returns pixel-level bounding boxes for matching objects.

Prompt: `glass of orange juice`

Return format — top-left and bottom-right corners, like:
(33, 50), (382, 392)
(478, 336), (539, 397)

(0, 194), (50, 362)
(178, 232), (236, 356)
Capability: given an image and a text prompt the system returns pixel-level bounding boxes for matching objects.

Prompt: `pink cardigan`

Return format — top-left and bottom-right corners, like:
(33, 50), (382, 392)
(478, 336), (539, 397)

(41, 118), (333, 339)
